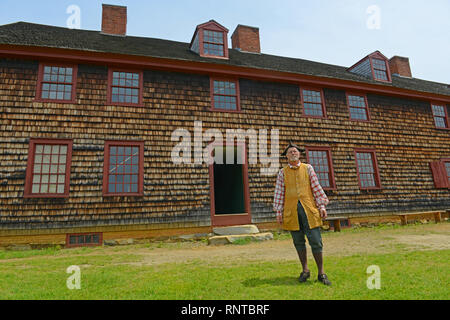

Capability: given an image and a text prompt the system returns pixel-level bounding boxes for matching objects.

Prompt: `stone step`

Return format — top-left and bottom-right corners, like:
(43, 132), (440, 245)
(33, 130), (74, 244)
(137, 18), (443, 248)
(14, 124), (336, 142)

(213, 224), (260, 236)
(208, 232), (273, 245)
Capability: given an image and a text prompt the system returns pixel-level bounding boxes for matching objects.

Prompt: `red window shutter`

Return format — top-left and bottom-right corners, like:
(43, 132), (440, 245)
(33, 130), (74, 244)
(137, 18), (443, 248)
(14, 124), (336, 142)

(430, 161), (449, 188)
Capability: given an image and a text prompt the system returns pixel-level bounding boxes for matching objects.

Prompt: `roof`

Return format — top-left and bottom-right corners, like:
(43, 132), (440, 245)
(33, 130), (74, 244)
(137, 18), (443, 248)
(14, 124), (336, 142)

(0, 22), (449, 97)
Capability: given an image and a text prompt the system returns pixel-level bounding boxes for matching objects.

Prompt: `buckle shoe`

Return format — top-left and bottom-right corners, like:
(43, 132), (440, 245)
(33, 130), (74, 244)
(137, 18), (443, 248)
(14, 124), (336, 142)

(298, 271), (310, 283)
(318, 274), (332, 286)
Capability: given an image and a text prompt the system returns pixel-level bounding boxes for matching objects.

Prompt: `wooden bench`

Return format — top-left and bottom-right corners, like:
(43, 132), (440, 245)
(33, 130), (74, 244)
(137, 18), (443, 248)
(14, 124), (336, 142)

(397, 211), (443, 226)
(324, 216), (348, 232)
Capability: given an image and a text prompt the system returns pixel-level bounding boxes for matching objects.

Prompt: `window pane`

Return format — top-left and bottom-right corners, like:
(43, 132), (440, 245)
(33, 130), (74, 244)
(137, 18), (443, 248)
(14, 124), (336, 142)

(434, 117), (446, 128)
(308, 150), (331, 187)
(41, 66), (74, 101)
(29, 142), (70, 195)
(107, 144), (141, 194)
(432, 105), (445, 116)
(40, 184), (48, 193)
(357, 152), (377, 188)
(110, 71), (140, 104)
(34, 155), (42, 164)
(372, 58), (386, 70)
(48, 184), (57, 193)
(213, 80), (238, 110)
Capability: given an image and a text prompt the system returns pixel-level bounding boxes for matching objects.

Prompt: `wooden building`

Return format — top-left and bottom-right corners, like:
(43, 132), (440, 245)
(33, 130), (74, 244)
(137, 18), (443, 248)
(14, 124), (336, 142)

(0, 5), (449, 247)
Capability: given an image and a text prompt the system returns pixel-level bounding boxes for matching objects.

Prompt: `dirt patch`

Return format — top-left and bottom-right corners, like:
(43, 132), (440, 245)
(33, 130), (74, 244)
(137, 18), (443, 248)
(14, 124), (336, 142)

(392, 234), (450, 251)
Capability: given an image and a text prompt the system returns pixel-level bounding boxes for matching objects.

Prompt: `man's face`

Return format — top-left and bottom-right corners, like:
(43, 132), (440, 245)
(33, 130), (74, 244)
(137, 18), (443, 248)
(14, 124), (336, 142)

(286, 147), (300, 162)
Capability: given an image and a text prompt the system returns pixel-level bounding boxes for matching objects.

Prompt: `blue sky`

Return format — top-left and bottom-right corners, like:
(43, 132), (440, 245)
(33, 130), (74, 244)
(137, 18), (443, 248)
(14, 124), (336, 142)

(1, 0), (449, 84)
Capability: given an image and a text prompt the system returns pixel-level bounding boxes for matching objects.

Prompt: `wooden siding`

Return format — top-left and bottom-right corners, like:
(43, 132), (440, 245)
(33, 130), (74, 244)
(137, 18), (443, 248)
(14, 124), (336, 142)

(0, 58), (449, 234)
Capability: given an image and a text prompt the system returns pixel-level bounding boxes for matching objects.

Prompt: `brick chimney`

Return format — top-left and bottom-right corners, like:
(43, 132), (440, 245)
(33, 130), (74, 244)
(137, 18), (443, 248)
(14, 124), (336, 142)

(101, 4), (127, 36)
(389, 56), (412, 78)
(231, 25), (261, 53)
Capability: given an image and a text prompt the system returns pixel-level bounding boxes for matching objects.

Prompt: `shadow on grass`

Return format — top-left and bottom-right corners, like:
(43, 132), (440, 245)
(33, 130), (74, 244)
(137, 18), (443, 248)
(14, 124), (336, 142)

(242, 276), (312, 287)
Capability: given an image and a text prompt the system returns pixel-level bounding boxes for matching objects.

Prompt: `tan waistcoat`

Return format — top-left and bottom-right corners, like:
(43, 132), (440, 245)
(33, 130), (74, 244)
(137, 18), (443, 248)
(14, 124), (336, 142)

(282, 163), (323, 230)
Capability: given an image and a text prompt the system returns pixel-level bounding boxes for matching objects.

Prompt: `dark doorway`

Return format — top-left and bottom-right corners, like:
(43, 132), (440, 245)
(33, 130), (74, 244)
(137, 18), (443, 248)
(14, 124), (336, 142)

(209, 145), (251, 226)
(213, 148), (245, 214)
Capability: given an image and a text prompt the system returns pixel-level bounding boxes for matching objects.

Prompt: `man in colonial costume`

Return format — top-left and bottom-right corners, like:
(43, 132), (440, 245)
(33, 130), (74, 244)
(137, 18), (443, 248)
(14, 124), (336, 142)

(273, 141), (332, 285)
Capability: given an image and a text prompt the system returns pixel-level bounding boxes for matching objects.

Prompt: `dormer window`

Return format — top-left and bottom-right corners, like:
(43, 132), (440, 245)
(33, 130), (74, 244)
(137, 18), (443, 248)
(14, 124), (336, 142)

(348, 51), (392, 83)
(190, 20), (229, 59)
(371, 58), (389, 81)
(203, 30), (225, 56)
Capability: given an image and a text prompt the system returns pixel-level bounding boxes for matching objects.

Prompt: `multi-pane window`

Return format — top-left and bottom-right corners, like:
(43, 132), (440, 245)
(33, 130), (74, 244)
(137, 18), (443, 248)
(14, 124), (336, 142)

(189, 21), (229, 59)
(211, 79), (239, 111)
(371, 58), (389, 81)
(348, 52), (391, 83)
(348, 94), (369, 121)
(301, 89), (325, 117)
(355, 150), (381, 189)
(37, 64), (77, 102)
(24, 139), (72, 198)
(445, 161), (450, 185)
(108, 70), (142, 105)
(306, 148), (335, 189)
(431, 104), (449, 129)
(203, 30), (225, 57)
(66, 233), (102, 248)
(103, 141), (144, 196)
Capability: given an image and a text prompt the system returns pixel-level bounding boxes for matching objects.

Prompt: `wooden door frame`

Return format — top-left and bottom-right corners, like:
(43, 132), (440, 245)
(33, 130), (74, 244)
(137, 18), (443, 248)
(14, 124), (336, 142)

(208, 141), (251, 227)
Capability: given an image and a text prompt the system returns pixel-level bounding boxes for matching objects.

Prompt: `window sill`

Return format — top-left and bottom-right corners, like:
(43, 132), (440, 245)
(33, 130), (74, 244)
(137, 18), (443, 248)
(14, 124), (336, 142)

(102, 193), (144, 198)
(105, 102), (145, 108)
(24, 194), (69, 199)
(349, 118), (371, 123)
(359, 187), (383, 191)
(210, 108), (242, 113)
(33, 98), (77, 104)
(199, 54), (229, 60)
(302, 114), (328, 119)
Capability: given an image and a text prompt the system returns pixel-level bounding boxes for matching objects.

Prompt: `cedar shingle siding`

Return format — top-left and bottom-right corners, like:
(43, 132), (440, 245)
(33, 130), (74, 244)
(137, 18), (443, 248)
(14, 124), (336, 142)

(0, 20), (449, 241)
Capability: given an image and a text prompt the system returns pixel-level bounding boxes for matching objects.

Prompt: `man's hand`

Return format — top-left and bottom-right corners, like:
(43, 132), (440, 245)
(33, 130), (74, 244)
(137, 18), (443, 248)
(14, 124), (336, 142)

(319, 207), (327, 219)
(276, 214), (283, 225)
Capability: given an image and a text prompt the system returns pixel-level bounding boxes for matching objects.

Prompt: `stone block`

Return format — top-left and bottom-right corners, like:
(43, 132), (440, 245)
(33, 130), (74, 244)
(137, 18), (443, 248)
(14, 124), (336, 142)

(213, 224), (260, 236)
(104, 239), (118, 246)
(208, 232), (273, 245)
(207, 236), (230, 245)
(117, 238), (134, 245)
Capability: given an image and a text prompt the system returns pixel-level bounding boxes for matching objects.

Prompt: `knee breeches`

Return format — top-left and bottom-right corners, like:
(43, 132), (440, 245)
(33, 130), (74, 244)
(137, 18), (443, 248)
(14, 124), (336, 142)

(290, 201), (323, 253)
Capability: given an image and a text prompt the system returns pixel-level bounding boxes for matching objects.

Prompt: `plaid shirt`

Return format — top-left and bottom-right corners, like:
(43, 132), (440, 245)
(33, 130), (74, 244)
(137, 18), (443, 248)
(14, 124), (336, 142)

(273, 162), (329, 217)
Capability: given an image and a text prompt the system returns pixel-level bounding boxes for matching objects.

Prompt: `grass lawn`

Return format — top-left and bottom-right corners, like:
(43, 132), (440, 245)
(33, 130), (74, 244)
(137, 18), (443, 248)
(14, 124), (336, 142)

(0, 223), (449, 300)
